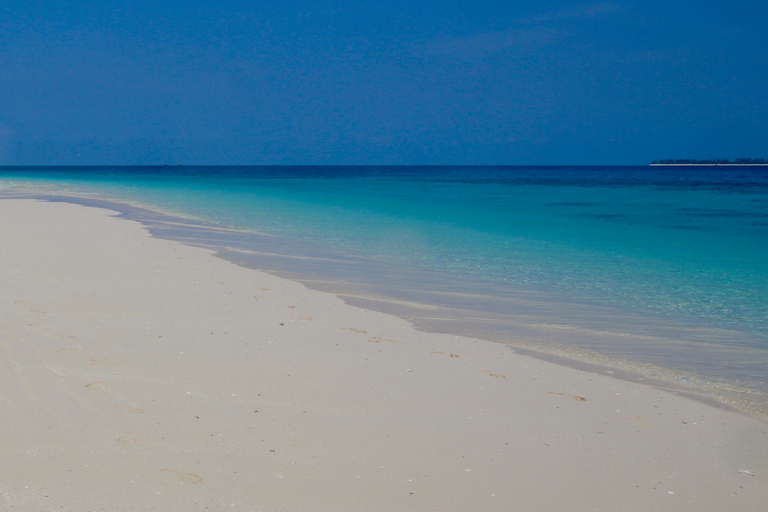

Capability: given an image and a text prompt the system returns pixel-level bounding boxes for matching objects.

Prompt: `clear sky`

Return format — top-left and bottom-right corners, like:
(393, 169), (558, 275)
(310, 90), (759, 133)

(1, 1), (766, 165)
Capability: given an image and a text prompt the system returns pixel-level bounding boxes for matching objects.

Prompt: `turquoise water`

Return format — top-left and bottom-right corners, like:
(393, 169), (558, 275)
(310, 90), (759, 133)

(2, 166), (768, 407)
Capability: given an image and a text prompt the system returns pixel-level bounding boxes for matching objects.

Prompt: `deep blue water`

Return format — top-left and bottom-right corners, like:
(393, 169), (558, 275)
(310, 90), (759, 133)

(2, 165), (768, 401)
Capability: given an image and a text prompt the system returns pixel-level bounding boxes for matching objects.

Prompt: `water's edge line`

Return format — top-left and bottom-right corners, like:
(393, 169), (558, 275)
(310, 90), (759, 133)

(3, 192), (765, 422)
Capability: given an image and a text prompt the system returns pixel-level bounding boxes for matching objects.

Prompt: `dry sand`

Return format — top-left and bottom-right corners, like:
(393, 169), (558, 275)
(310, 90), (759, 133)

(0, 198), (766, 511)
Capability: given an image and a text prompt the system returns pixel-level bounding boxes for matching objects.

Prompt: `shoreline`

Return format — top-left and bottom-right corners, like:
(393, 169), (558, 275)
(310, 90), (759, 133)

(4, 191), (768, 422)
(1, 198), (767, 510)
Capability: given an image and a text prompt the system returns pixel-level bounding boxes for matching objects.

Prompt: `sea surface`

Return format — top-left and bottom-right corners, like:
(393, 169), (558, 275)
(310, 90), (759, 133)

(2, 166), (767, 414)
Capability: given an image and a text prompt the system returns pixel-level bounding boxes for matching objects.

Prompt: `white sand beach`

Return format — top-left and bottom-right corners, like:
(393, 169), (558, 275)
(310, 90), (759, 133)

(1, 198), (766, 511)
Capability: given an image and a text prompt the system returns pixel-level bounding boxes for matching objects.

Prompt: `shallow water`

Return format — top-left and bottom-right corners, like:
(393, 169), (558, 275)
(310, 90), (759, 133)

(2, 166), (767, 413)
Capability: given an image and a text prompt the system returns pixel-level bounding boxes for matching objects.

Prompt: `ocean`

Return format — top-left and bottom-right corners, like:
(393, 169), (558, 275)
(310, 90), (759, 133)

(2, 165), (767, 414)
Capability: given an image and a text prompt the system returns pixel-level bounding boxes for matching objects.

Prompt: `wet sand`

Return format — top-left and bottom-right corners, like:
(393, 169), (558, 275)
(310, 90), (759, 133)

(1, 198), (766, 511)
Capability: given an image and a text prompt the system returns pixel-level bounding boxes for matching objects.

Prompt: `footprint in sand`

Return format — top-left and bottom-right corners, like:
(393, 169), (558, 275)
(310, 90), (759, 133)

(449, 353), (460, 358)
(548, 391), (587, 402)
(482, 370), (506, 378)
(85, 380), (107, 389)
(160, 468), (203, 484)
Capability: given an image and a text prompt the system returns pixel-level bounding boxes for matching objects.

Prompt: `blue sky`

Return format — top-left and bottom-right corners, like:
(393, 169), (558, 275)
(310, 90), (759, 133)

(1, 1), (766, 165)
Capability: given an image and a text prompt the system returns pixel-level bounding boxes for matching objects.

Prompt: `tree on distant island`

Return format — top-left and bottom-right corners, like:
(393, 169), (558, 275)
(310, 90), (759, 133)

(650, 158), (767, 165)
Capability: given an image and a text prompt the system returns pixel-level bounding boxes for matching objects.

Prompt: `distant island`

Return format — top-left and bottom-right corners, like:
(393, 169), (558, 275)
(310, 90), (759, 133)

(650, 158), (768, 166)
